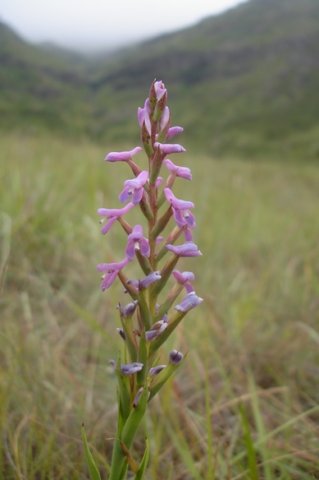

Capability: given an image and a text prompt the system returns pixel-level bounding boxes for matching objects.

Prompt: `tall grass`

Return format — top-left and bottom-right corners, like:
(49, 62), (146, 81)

(0, 132), (318, 479)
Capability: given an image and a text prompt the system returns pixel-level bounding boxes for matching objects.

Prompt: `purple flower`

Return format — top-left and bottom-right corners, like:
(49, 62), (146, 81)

(166, 242), (202, 257)
(97, 257), (130, 291)
(167, 126), (184, 139)
(175, 292), (203, 313)
(118, 300), (138, 318)
(138, 98), (152, 134)
(160, 106), (170, 131)
(173, 270), (195, 293)
(128, 271), (161, 291)
(98, 202), (135, 235)
(163, 159), (192, 181)
(105, 146), (142, 163)
(145, 315), (168, 341)
(119, 170), (149, 205)
(164, 188), (194, 210)
(120, 362), (144, 375)
(169, 350), (184, 365)
(154, 142), (186, 154)
(154, 80), (167, 101)
(126, 224), (150, 259)
(149, 365), (166, 376)
(164, 188), (196, 230)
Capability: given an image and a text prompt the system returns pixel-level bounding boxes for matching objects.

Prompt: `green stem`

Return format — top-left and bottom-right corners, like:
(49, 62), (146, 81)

(108, 388), (149, 480)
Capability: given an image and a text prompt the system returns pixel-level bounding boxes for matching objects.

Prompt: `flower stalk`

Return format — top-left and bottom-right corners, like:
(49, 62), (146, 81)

(90, 80), (203, 480)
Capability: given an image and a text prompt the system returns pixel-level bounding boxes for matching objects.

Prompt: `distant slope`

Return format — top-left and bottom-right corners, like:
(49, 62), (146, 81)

(91, 0), (319, 158)
(0, 22), (89, 134)
(1, 0), (319, 159)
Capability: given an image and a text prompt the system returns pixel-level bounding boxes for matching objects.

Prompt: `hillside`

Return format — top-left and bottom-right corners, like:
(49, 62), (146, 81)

(0, 22), (89, 134)
(1, 0), (319, 158)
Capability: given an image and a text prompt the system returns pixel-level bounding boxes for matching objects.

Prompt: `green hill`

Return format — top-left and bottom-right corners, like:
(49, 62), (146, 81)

(0, 22), (89, 134)
(1, 0), (319, 158)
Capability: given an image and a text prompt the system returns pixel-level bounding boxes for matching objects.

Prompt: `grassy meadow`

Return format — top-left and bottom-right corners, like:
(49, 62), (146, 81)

(0, 132), (318, 479)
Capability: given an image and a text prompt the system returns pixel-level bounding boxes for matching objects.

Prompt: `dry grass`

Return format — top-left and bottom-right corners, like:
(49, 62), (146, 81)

(0, 132), (318, 479)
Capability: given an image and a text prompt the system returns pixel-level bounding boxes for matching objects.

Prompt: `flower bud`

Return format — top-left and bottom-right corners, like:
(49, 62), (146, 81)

(120, 362), (144, 375)
(169, 350), (184, 365)
(116, 328), (126, 340)
(149, 365), (167, 376)
(118, 300), (138, 318)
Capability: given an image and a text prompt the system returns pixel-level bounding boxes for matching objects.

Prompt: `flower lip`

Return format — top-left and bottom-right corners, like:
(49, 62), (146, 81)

(166, 242), (202, 257)
(126, 224), (150, 259)
(128, 271), (162, 291)
(105, 146), (142, 162)
(119, 170), (149, 205)
(175, 291), (203, 313)
(164, 188), (194, 210)
(154, 142), (186, 154)
(164, 158), (192, 180)
(98, 202), (135, 235)
(167, 126), (184, 139)
(97, 257), (130, 291)
(173, 270), (195, 293)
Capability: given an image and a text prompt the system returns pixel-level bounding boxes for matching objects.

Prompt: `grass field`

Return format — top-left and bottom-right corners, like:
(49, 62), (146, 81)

(0, 132), (318, 479)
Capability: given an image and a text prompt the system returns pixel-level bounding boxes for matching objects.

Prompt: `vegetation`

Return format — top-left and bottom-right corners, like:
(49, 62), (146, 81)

(1, 0), (319, 158)
(0, 132), (318, 478)
(0, 0), (318, 477)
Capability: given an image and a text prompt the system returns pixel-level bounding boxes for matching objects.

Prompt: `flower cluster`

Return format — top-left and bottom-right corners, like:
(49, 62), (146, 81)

(97, 80), (202, 479)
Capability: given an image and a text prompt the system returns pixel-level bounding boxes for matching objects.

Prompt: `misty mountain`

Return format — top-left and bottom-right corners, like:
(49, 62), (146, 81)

(1, 0), (319, 158)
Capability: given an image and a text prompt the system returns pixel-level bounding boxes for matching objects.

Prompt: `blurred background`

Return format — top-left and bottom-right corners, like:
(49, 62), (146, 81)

(0, 0), (318, 478)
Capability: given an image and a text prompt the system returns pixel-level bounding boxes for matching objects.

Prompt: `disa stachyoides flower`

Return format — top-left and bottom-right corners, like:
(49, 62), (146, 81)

(105, 146), (142, 163)
(119, 171), (149, 205)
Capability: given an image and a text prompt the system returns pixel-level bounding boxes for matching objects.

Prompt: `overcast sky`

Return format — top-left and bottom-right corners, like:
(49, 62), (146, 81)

(0, 0), (247, 51)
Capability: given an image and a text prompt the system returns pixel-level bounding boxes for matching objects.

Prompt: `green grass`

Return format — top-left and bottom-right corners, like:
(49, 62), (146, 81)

(0, 132), (318, 479)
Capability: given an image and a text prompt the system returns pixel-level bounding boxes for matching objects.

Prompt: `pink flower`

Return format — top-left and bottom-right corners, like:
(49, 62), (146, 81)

(154, 142), (186, 154)
(167, 126), (183, 139)
(97, 257), (130, 291)
(163, 158), (192, 180)
(145, 315), (168, 341)
(125, 224), (150, 259)
(154, 80), (167, 101)
(160, 106), (170, 131)
(120, 362), (144, 375)
(164, 188), (196, 230)
(105, 146), (142, 163)
(172, 270), (195, 293)
(166, 242), (202, 257)
(98, 202), (135, 234)
(137, 98), (152, 135)
(127, 271), (161, 291)
(175, 292), (203, 312)
(119, 170), (149, 205)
